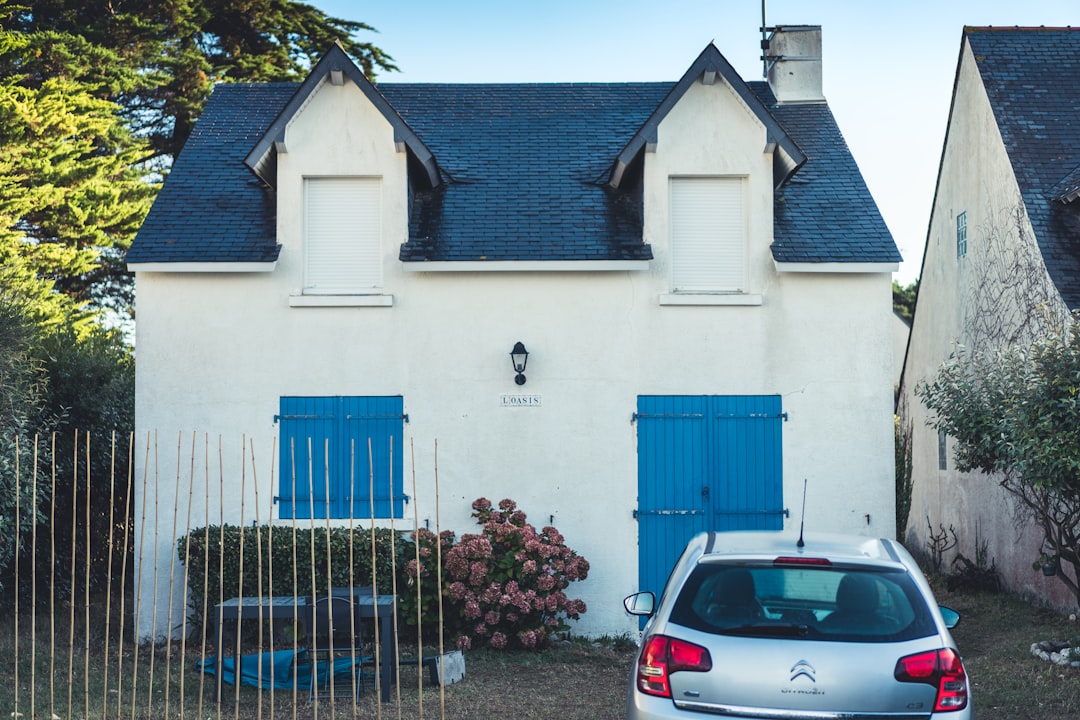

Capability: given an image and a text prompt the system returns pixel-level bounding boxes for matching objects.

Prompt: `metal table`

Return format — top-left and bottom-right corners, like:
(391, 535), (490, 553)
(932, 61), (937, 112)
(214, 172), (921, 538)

(212, 593), (397, 702)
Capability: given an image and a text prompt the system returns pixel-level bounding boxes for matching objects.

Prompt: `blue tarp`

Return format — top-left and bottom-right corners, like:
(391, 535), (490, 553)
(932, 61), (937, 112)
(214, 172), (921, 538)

(198, 649), (366, 692)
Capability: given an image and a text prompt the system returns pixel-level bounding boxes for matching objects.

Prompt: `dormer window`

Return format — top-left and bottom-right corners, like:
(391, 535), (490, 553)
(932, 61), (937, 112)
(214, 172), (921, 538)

(670, 176), (747, 293)
(304, 177), (382, 293)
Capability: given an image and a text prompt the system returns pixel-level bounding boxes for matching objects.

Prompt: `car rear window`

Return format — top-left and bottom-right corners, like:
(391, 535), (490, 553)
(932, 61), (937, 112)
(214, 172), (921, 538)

(669, 563), (938, 643)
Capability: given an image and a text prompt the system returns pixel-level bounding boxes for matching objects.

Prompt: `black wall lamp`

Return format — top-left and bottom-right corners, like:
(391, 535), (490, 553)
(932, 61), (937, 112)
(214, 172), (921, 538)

(510, 342), (529, 385)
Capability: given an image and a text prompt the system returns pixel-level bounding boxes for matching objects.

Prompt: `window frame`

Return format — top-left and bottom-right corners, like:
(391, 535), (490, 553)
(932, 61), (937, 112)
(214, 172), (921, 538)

(669, 176), (748, 294)
(956, 211), (967, 259)
(303, 176), (383, 295)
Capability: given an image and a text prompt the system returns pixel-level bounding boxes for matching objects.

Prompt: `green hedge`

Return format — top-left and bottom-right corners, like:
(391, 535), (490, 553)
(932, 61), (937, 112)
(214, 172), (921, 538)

(177, 525), (413, 626)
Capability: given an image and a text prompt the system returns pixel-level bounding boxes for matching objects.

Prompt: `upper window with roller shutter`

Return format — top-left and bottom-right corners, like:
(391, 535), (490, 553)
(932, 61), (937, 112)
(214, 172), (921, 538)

(303, 177), (382, 294)
(669, 177), (746, 293)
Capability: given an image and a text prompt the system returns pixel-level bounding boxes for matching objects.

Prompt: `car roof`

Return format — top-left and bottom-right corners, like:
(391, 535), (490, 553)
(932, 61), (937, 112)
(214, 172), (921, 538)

(694, 530), (906, 567)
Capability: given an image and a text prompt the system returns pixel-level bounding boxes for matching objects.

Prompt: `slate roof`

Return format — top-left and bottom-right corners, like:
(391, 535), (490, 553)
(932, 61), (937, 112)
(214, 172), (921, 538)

(126, 45), (899, 268)
(753, 83), (898, 263)
(125, 83), (292, 264)
(386, 83), (670, 262)
(966, 27), (1080, 310)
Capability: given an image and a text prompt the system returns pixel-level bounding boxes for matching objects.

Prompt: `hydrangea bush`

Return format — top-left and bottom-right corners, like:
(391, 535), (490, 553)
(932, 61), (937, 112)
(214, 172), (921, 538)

(403, 497), (590, 651)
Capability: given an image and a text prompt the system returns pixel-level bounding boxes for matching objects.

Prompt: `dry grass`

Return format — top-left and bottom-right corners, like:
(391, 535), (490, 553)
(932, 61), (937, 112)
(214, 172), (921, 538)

(6, 585), (1080, 719)
(937, 584), (1080, 719)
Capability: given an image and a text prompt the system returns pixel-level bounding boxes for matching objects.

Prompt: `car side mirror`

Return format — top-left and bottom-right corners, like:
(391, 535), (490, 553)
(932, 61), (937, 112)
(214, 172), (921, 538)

(939, 605), (960, 629)
(624, 591), (655, 617)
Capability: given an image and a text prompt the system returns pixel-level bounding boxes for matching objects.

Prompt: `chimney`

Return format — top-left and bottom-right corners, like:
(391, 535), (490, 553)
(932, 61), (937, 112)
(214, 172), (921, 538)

(763, 25), (824, 103)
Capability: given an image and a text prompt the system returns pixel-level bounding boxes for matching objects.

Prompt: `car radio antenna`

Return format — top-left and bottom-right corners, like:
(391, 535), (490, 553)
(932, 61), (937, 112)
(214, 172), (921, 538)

(797, 478), (807, 548)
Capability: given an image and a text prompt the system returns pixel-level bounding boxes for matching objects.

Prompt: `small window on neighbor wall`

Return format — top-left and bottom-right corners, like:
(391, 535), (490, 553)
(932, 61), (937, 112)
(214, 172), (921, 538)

(956, 211), (967, 259)
(938, 430), (948, 470)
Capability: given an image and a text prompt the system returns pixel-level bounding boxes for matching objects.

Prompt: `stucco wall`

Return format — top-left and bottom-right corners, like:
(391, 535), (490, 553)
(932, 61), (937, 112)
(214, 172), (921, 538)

(900, 40), (1073, 609)
(133, 75), (897, 640)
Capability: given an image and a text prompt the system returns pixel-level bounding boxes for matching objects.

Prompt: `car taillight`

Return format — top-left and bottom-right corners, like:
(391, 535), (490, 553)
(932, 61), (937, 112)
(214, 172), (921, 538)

(894, 648), (969, 711)
(635, 634), (712, 698)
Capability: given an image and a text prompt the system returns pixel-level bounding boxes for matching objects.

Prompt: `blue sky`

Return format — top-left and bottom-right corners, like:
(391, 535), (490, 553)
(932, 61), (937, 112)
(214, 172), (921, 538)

(314, 1), (1077, 284)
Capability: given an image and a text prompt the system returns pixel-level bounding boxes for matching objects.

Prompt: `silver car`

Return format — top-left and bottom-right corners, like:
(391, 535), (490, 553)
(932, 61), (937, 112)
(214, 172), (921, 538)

(624, 530), (971, 719)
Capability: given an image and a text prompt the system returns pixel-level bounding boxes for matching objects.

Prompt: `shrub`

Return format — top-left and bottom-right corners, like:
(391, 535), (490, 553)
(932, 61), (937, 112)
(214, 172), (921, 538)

(403, 497), (590, 651)
(177, 524), (410, 628)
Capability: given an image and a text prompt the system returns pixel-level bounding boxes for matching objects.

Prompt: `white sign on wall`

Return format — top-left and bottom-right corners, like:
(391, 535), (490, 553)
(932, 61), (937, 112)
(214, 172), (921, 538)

(500, 394), (542, 407)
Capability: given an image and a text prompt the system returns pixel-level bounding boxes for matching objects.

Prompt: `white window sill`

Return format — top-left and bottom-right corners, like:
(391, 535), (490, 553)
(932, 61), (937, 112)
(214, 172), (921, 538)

(289, 294), (394, 307)
(659, 293), (762, 306)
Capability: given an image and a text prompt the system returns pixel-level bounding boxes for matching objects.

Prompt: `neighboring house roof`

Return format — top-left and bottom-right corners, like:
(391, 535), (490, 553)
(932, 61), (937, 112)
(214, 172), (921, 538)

(966, 27), (1080, 310)
(127, 43), (899, 267)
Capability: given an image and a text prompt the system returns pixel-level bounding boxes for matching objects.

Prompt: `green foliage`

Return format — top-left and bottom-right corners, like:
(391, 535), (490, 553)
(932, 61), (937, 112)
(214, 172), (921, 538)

(32, 325), (134, 598)
(401, 498), (590, 651)
(177, 524), (410, 627)
(893, 279), (918, 323)
(0, 28), (156, 322)
(0, 296), (53, 594)
(917, 313), (1080, 603)
(12, 0), (397, 162)
(894, 415), (913, 543)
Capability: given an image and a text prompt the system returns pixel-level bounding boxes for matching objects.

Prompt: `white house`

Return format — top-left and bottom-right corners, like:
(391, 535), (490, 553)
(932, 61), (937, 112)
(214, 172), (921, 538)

(898, 27), (1080, 609)
(127, 26), (900, 641)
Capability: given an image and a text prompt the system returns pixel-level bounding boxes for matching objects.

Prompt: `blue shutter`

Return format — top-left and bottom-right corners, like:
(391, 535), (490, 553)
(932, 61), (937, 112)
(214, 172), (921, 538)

(278, 396), (336, 519)
(635, 396), (711, 599)
(636, 395), (785, 598)
(278, 396), (404, 520)
(711, 395), (784, 531)
(343, 396), (404, 519)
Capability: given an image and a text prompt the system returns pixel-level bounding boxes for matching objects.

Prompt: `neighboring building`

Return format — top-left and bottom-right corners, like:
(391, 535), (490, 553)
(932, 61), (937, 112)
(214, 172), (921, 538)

(899, 27), (1080, 609)
(127, 26), (900, 641)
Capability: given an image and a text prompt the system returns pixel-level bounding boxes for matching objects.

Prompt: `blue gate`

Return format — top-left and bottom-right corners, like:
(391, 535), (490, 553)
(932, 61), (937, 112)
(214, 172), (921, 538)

(635, 395), (786, 599)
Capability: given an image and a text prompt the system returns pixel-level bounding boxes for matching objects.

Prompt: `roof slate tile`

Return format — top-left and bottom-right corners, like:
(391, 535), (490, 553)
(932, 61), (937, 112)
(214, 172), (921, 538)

(127, 54), (898, 268)
(966, 27), (1080, 310)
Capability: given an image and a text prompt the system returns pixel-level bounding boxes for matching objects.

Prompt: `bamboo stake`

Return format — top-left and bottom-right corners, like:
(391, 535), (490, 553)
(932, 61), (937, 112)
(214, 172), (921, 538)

(307, 437), (319, 720)
(179, 432), (199, 716)
(251, 439), (266, 719)
(198, 434), (211, 715)
(67, 431), (78, 720)
(147, 431), (161, 720)
(49, 433), (56, 720)
(13, 436), (20, 719)
(388, 435), (402, 719)
(368, 438), (381, 720)
(267, 435), (278, 720)
(216, 436), (225, 720)
(409, 439), (423, 720)
(323, 437), (336, 719)
(163, 432), (185, 718)
(435, 439), (446, 719)
(291, 436), (300, 720)
(347, 439), (358, 717)
(30, 437), (39, 719)
(116, 433), (134, 719)
(102, 432), (117, 720)
(235, 434), (249, 717)
(83, 433), (92, 720)
(130, 433), (151, 720)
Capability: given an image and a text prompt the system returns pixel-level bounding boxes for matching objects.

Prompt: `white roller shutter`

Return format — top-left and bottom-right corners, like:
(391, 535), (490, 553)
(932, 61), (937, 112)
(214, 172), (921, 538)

(304, 177), (382, 293)
(670, 177), (746, 293)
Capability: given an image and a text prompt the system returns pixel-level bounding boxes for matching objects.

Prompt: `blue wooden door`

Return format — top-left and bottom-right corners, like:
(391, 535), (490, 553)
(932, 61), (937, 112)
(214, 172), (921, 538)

(635, 395), (786, 598)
